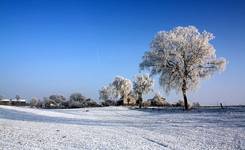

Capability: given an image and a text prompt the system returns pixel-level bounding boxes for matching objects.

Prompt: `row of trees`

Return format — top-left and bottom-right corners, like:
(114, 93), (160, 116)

(99, 74), (154, 108)
(29, 93), (99, 109)
(100, 26), (227, 109)
(99, 75), (201, 108)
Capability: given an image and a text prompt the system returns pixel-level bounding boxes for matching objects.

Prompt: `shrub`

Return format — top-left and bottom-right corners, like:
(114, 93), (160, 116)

(142, 101), (151, 107)
(49, 95), (66, 104)
(42, 97), (58, 108)
(163, 101), (171, 107)
(86, 100), (100, 107)
(101, 100), (116, 106)
(149, 94), (166, 107)
(173, 100), (192, 108)
(116, 99), (124, 106)
(68, 100), (83, 108)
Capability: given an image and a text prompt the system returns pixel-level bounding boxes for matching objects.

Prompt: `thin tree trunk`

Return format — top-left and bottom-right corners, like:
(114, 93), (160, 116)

(182, 79), (188, 110)
(138, 93), (143, 109)
(120, 95), (124, 106)
(182, 89), (188, 110)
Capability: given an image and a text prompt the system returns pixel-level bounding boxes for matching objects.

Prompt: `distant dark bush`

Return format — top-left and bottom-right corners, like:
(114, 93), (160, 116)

(86, 100), (100, 107)
(68, 100), (83, 108)
(43, 97), (58, 108)
(172, 100), (184, 107)
(143, 101), (151, 107)
(36, 100), (43, 108)
(61, 101), (69, 108)
(101, 100), (116, 106)
(172, 100), (192, 108)
(49, 95), (66, 104)
(148, 94), (171, 107)
(163, 101), (171, 107)
(116, 99), (123, 106)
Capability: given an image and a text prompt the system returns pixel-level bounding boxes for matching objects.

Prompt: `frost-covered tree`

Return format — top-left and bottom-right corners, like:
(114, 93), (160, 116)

(68, 93), (87, 108)
(49, 95), (66, 104)
(140, 26), (227, 110)
(30, 97), (38, 108)
(70, 93), (86, 102)
(111, 76), (132, 102)
(99, 84), (116, 101)
(133, 74), (153, 108)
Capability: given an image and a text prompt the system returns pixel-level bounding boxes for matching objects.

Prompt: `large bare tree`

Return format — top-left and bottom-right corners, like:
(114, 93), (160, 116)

(140, 26), (227, 109)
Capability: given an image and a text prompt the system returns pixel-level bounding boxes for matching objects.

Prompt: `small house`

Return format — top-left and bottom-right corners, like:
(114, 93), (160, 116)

(0, 99), (11, 105)
(10, 99), (27, 106)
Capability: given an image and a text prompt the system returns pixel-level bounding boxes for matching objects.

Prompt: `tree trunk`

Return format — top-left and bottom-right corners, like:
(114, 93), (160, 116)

(138, 93), (143, 109)
(119, 95), (124, 106)
(182, 90), (188, 110)
(182, 79), (188, 110)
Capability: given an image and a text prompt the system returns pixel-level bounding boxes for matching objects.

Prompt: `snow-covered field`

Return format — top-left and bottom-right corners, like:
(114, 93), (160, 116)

(0, 105), (245, 150)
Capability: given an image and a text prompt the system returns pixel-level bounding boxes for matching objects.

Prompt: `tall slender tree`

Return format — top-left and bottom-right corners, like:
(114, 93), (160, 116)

(133, 74), (153, 108)
(111, 76), (132, 102)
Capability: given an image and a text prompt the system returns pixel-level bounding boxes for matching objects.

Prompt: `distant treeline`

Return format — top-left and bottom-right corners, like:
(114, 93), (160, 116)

(28, 93), (200, 109)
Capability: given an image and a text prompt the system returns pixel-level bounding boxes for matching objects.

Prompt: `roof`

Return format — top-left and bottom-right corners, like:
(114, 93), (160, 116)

(11, 99), (26, 102)
(0, 99), (11, 102)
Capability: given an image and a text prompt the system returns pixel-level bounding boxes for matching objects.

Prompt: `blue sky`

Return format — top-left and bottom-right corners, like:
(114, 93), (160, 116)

(0, 0), (245, 105)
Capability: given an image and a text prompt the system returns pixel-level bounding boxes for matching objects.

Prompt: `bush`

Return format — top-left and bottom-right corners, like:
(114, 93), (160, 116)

(61, 101), (69, 108)
(43, 98), (58, 108)
(142, 101), (151, 107)
(172, 100), (184, 107)
(172, 100), (192, 108)
(49, 95), (66, 104)
(68, 100), (83, 108)
(116, 99), (124, 106)
(101, 100), (116, 106)
(149, 94), (166, 107)
(163, 101), (171, 107)
(86, 100), (100, 107)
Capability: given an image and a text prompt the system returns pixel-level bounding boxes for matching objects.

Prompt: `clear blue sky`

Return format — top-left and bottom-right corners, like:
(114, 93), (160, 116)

(0, 0), (245, 105)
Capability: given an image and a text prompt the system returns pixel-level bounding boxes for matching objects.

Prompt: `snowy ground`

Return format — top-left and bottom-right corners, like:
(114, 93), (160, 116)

(0, 105), (245, 150)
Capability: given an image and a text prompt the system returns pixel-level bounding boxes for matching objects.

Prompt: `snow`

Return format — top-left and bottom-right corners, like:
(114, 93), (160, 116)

(0, 105), (245, 150)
